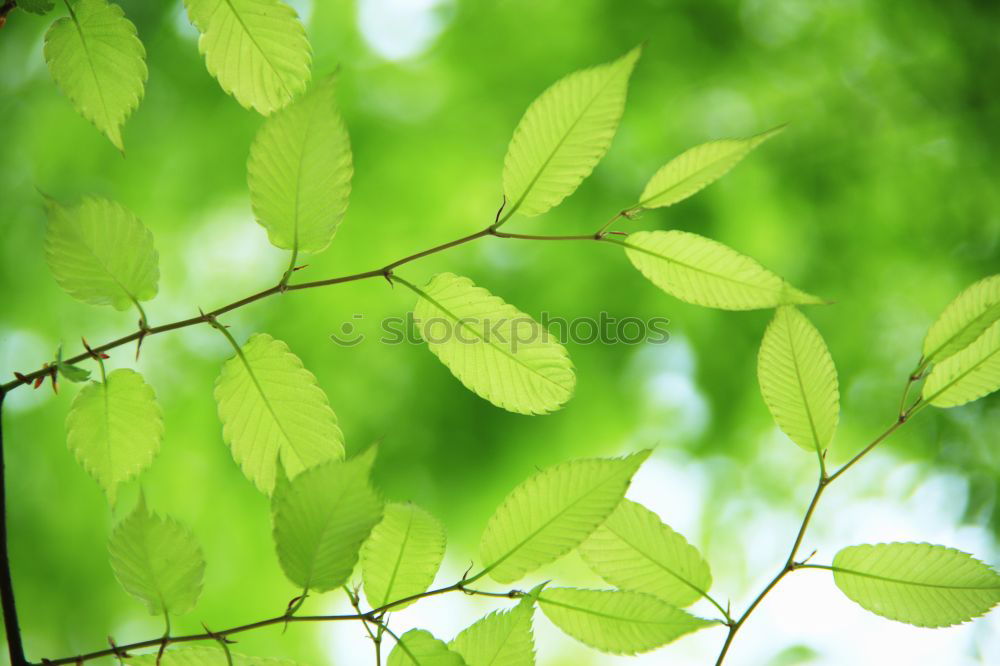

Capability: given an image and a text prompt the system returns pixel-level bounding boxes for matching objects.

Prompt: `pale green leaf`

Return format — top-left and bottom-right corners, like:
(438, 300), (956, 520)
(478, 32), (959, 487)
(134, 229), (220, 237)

(66, 368), (163, 505)
(214, 333), (345, 494)
(923, 275), (1000, 364)
(108, 496), (205, 616)
(830, 542), (1000, 627)
(362, 503), (445, 611)
(622, 230), (822, 310)
(922, 320), (1000, 408)
(538, 588), (714, 655)
(44, 0), (146, 151)
(17, 0), (55, 15)
(128, 646), (301, 666)
(409, 273), (575, 415)
(388, 629), (466, 666)
(247, 75), (353, 254)
(449, 595), (536, 666)
(44, 197), (159, 311)
(757, 306), (839, 453)
(184, 0), (311, 115)
(637, 126), (784, 209)
(272, 456), (384, 592)
(501, 47), (641, 219)
(479, 451), (649, 584)
(578, 499), (711, 608)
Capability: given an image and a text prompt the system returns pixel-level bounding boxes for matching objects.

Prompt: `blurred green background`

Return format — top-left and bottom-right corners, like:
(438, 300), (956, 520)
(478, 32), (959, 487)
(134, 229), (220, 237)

(1, 0), (999, 664)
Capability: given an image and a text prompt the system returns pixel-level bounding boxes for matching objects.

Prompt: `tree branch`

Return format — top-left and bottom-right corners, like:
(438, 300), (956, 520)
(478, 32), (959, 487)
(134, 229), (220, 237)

(0, 389), (29, 666)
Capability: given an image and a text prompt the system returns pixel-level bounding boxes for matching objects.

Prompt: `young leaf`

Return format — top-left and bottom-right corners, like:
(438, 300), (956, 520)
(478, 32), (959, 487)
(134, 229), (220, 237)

(362, 503), (446, 611)
(247, 75), (353, 255)
(43, 0), (146, 151)
(537, 588), (714, 655)
(108, 496), (205, 616)
(449, 597), (536, 666)
(830, 543), (1000, 627)
(184, 0), (311, 115)
(757, 306), (839, 454)
(922, 275), (1000, 364)
(387, 629), (466, 666)
(17, 0), (55, 15)
(272, 456), (384, 592)
(636, 126), (784, 209)
(214, 333), (345, 494)
(44, 197), (159, 311)
(128, 646), (301, 666)
(501, 47), (641, 219)
(622, 230), (822, 310)
(578, 499), (711, 608)
(66, 368), (163, 505)
(479, 451), (649, 584)
(408, 273), (575, 415)
(922, 320), (1000, 408)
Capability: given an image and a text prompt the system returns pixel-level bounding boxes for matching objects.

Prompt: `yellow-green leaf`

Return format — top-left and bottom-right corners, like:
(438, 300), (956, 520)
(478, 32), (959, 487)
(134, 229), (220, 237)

(247, 75), (353, 254)
(362, 503), (446, 611)
(923, 275), (1000, 364)
(922, 320), (1000, 408)
(830, 542), (1000, 628)
(388, 629), (466, 666)
(66, 368), (163, 505)
(757, 306), (839, 453)
(622, 230), (822, 310)
(501, 47), (641, 220)
(44, 0), (147, 151)
(214, 333), (345, 494)
(449, 597), (536, 666)
(636, 126), (784, 209)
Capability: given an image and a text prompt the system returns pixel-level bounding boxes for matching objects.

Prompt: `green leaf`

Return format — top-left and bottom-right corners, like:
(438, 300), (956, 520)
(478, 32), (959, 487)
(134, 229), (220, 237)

(578, 499), (711, 608)
(107, 496), (205, 616)
(66, 368), (163, 505)
(636, 126), (784, 209)
(247, 75), (353, 255)
(272, 456), (384, 592)
(57, 362), (91, 383)
(17, 0), (55, 15)
(923, 275), (1000, 364)
(214, 333), (345, 494)
(622, 230), (822, 310)
(362, 503), (446, 610)
(757, 306), (839, 453)
(388, 629), (467, 666)
(830, 542), (1000, 627)
(537, 588), (714, 655)
(44, 197), (159, 311)
(43, 0), (146, 151)
(479, 451), (649, 584)
(922, 320), (1000, 408)
(449, 596), (536, 666)
(408, 273), (575, 415)
(184, 0), (311, 115)
(128, 646), (301, 666)
(501, 46), (641, 219)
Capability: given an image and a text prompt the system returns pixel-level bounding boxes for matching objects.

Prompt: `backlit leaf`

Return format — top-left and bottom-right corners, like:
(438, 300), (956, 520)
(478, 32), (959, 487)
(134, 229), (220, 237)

(449, 597), (536, 666)
(923, 275), (1000, 364)
(362, 503), (446, 610)
(387, 629), (466, 666)
(922, 320), (1000, 408)
(17, 0), (55, 15)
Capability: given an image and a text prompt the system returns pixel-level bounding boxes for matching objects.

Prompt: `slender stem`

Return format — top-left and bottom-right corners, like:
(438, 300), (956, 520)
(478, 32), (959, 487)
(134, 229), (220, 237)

(343, 586), (380, 664)
(278, 247), (299, 291)
(0, 389), (28, 666)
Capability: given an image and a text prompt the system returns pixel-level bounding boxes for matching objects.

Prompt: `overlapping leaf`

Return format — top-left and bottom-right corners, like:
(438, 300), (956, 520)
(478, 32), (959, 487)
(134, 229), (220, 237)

(388, 629), (466, 666)
(409, 273), (575, 415)
(449, 597), (536, 666)
(757, 306), (839, 453)
(922, 275), (1000, 364)
(214, 333), (345, 494)
(272, 455), (383, 592)
(44, 0), (147, 150)
(479, 451), (649, 583)
(66, 368), (163, 505)
(184, 0), (311, 115)
(622, 230), (822, 310)
(128, 646), (300, 666)
(830, 543), (1000, 627)
(636, 126), (784, 209)
(538, 588), (714, 655)
(362, 503), (446, 610)
(922, 320), (1000, 408)
(501, 47), (641, 219)
(578, 499), (711, 608)
(108, 496), (205, 616)
(18, 0), (55, 15)
(44, 197), (159, 311)
(247, 75), (353, 254)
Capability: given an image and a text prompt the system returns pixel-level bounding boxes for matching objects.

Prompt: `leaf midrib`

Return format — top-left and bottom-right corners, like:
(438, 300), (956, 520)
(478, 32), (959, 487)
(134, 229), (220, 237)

(600, 520), (710, 603)
(833, 565), (1000, 591)
(65, 2), (114, 138)
(638, 143), (747, 208)
(218, 0), (294, 99)
(924, 336), (1000, 405)
(925, 301), (1000, 363)
(782, 310), (826, 453)
(539, 594), (697, 627)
